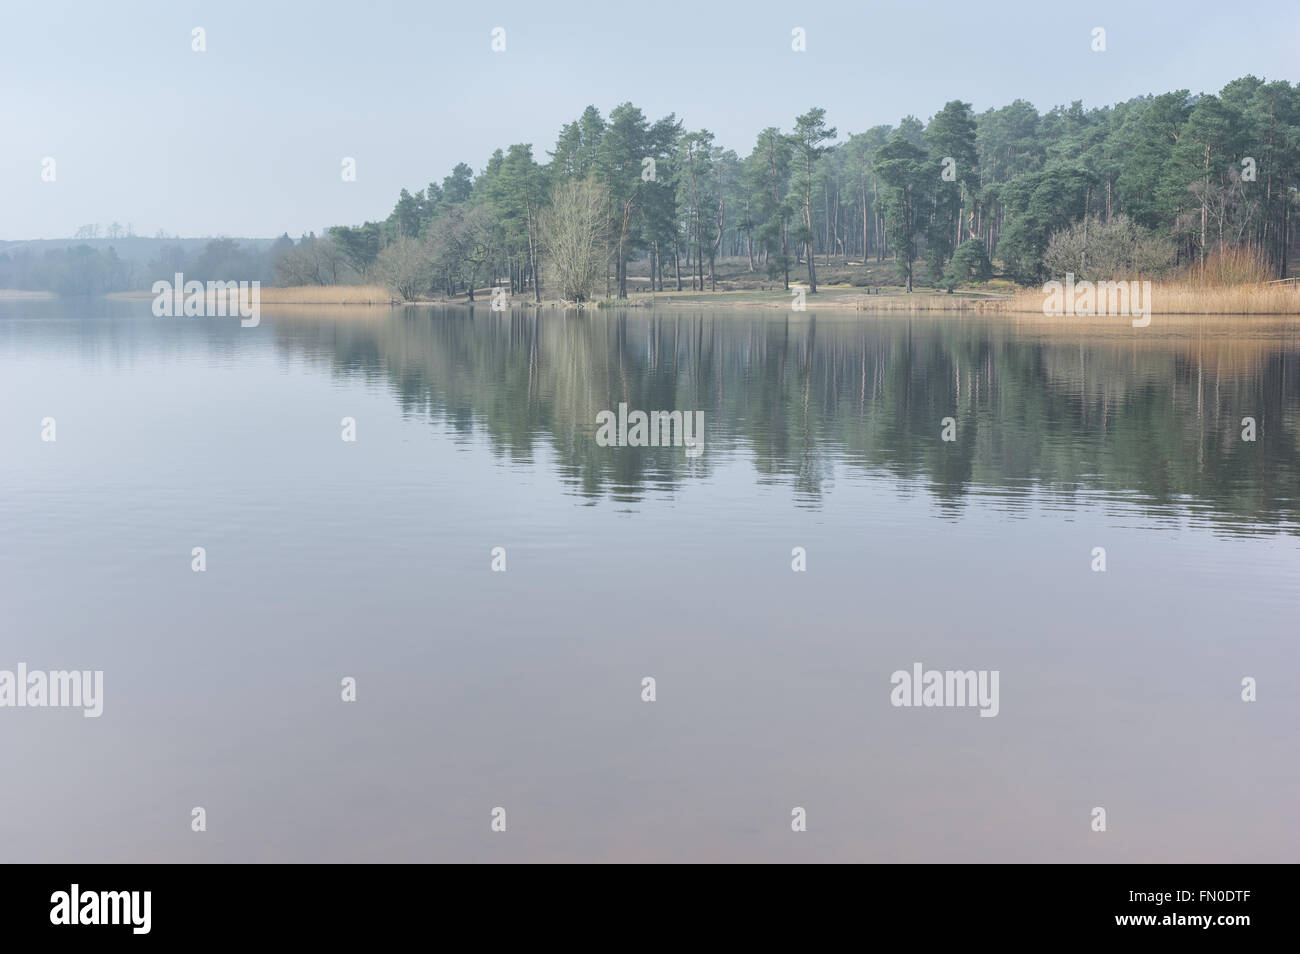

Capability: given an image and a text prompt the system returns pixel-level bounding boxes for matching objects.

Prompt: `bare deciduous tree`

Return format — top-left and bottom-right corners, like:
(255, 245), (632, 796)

(376, 236), (432, 301)
(541, 177), (608, 302)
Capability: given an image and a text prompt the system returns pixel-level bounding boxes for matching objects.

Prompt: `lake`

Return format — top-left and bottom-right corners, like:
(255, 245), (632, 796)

(1, 298), (1297, 862)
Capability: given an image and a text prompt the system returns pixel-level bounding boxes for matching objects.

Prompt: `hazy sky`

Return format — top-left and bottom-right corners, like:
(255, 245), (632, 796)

(3, 0), (1297, 240)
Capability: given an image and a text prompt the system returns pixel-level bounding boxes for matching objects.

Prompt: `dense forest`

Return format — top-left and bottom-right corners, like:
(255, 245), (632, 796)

(4, 76), (1296, 299)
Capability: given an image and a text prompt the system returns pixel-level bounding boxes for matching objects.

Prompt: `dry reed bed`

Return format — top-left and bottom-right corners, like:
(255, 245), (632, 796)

(241, 284), (394, 305)
(107, 284), (395, 305)
(979, 282), (1300, 315)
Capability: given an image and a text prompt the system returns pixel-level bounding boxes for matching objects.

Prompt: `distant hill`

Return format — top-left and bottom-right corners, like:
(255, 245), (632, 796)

(0, 236), (287, 294)
(0, 236), (279, 265)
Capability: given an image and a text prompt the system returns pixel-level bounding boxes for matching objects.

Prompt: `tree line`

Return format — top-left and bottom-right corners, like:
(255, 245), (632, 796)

(5, 77), (1295, 299)
(308, 75), (1300, 300)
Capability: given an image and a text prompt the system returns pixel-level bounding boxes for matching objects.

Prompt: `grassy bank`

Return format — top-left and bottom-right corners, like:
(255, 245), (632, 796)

(572, 285), (1007, 311)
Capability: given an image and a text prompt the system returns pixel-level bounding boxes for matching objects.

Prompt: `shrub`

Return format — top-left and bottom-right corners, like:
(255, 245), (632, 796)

(941, 240), (993, 289)
(1042, 214), (1175, 281)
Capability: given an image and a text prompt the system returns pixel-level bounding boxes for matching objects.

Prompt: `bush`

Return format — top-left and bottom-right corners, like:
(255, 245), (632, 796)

(941, 240), (993, 289)
(1042, 214), (1175, 281)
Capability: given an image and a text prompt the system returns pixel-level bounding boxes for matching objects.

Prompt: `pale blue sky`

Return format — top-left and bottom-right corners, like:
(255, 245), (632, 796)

(3, 0), (1297, 239)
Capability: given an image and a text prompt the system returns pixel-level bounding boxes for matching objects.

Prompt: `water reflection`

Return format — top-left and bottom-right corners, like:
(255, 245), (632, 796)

(265, 305), (1299, 534)
(3, 299), (1296, 532)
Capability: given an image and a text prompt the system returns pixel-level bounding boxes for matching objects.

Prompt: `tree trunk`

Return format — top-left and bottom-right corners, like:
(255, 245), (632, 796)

(1200, 141), (1210, 270)
(861, 182), (869, 264)
(824, 181), (831, 265)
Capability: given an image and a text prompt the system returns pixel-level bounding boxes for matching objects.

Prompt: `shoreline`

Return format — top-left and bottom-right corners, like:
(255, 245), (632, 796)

(57, 280), (1300, 317)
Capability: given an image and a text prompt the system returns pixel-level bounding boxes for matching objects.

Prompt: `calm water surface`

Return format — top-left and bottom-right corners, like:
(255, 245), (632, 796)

(1, 299), (1297, 862)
